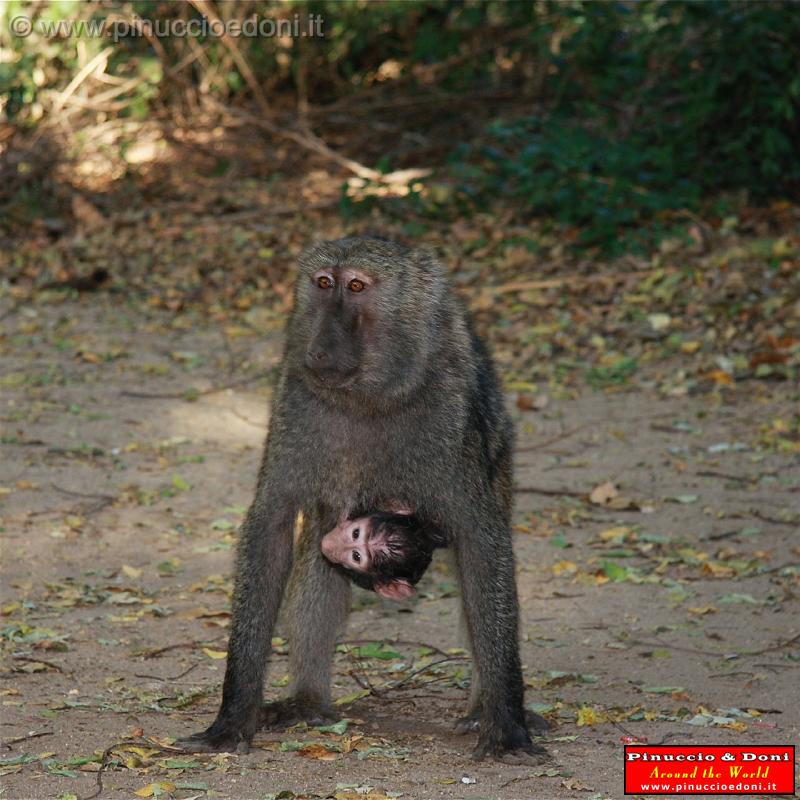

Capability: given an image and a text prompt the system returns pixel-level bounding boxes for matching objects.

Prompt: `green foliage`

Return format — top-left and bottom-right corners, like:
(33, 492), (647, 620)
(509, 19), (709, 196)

(442, 1), (800, 251)
(2, 0), (797, 252)
(589, 1), (800, 192)
(449, 116), (699, 251)
(585, 356), (639, 389)
(0, 0), (162, 125)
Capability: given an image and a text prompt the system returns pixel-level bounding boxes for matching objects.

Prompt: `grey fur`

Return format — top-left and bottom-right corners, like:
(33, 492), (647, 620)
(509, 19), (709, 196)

(178, 237), (549, 763)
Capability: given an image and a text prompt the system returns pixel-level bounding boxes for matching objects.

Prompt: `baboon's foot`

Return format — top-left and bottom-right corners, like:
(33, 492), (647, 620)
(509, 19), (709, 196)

(454, 708), (551, 735)
(261, 697), (341, 730)
(177, 725), (251, 754)
(473, 723), (551, 766)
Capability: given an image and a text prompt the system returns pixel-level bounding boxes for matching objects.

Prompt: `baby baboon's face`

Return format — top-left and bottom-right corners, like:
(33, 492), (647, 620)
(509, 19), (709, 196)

(321, 516), (386, 574)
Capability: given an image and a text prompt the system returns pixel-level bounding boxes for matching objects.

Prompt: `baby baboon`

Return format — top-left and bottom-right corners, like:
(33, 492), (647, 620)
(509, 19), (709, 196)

(178, 237), (548, 764)
(321, 510), (445, 599)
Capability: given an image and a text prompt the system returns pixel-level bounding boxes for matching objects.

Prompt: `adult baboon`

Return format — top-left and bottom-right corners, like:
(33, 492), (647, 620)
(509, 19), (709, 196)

(179, 237), (548, 763)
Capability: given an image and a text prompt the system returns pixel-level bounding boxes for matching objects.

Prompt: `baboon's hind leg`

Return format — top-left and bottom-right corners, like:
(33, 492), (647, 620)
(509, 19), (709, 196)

(262, 510), (351, 729)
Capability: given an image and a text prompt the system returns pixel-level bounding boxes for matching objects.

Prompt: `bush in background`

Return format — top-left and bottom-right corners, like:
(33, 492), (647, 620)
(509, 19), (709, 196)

(1, 0), (797, 251)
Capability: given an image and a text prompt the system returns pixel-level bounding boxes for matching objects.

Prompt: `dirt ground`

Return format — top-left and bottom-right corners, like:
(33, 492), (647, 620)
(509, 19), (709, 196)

(1, 291), (798, 800)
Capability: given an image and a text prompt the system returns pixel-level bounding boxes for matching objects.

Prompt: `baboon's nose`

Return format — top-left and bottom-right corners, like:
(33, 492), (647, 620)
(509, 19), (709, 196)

(305, 348), (331, 369)
(305, 348), (358, 384)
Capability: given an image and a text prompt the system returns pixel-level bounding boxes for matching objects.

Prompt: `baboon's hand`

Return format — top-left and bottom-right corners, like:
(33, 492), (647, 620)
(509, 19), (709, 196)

(176, 726), (251, 754)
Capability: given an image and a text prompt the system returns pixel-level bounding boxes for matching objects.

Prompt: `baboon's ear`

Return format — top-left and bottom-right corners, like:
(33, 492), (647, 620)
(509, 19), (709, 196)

(375, 580), (415, 600)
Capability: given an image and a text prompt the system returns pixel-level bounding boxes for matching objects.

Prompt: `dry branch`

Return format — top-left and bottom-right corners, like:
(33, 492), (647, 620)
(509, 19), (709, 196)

(51, 47), (113, 115)
(479, 266), (677, 299)
(188, 0), (271, 114)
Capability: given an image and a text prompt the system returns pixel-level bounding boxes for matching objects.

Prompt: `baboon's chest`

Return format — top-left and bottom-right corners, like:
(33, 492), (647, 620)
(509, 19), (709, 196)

(306, 407), (456, 504)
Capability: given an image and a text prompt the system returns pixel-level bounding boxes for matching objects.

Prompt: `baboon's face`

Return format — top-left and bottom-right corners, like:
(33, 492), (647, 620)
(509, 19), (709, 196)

(320, 515), (417, 601)
(302, 264), (377, 388)
(294, 238), (442, 401)
(321, 516), (385, 574)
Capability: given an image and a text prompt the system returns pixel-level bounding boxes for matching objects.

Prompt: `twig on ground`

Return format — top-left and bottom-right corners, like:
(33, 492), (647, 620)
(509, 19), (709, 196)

(339, 638), (451, 658)
(83, 745), (113, 799)
(2, 731), (54, 748)
(709, 670), (756, 679)
(743, 631), (800, 656)
(81, 739), (159, 800)
(134, 663), (198, 682)
(514, 486), (585, 498)
(12, 655), (64, 673)
(626, 631), (800, 659)
(140, 639), (224, 659)
(390, 657), (467, 690)
(50, 484), (115, 515)
(621, 638), (725, 657)
(51, 484), (113, 501)
(347, 667), (382, 697)
(479, 266), (677, 300)
(708, 529), (744, 541)
(696, 470), (752, 483)
(515, 425), (588, 453)
(751, 509), (798, 526)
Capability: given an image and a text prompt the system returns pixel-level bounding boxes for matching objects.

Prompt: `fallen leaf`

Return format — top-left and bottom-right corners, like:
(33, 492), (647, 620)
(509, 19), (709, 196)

(552, 560), (578, 576)
(122, 565), (143, 579)
(648, 313), (671, 331)
(590, 481), (618, 505)
(134, 781), (176, 797)
(334, 689), (370, 707)
(688, 606), (718, 615)
(576, 707), (603, 726)
(562, 777), (593, 791)
(298, 743), (338, 761)
(705, 369), (734, 386)
(599, 526), (631, 541)
(667, 494), (699, 504)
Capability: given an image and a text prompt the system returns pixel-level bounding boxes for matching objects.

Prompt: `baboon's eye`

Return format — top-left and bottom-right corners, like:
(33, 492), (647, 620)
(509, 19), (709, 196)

(348, 279), (365, 293)
(317, 275), (333, 289)
(352, 550), (361, 563)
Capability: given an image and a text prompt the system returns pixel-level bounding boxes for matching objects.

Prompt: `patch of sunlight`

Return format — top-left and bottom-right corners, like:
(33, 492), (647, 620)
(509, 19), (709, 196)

(163, 391), (269, 446)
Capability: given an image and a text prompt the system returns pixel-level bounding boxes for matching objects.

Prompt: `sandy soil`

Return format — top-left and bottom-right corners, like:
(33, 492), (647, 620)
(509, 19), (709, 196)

(1, 293), (798, 800)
